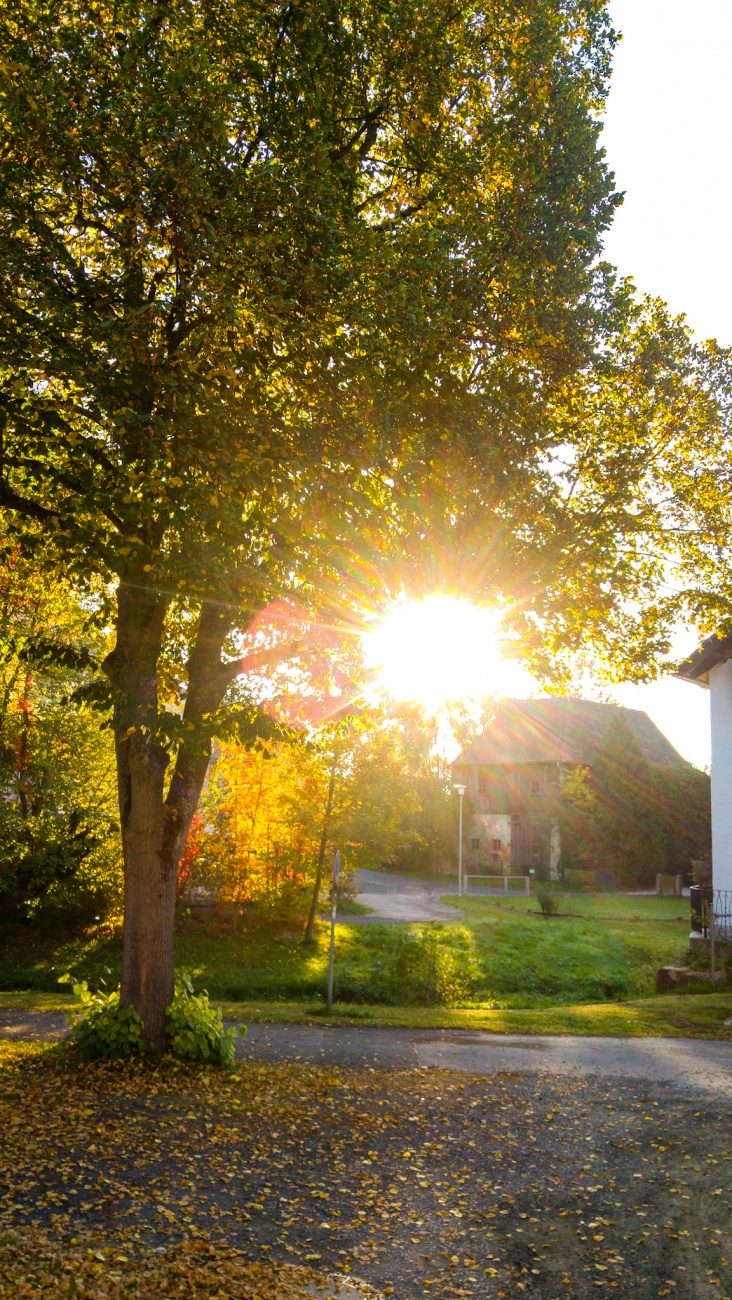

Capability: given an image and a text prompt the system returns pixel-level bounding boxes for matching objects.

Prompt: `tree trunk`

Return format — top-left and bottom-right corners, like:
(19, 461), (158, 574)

(118, 726), (175, 1049)
(160, 603), (233, 876)
(304, 759), (337, 944)
(106, 589), (285, 1049)
(16, 669), (33, 819)
(105, 580), (172, 1049)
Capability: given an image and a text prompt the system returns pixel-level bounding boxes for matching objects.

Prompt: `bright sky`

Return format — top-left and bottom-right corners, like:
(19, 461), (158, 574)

(587, 0), (732, 769)
(366, 6), (728, 769)
(602, 0), (732, 346)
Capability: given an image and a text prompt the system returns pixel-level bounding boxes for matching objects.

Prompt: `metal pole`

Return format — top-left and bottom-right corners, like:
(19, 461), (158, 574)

(327, 849), (340, 1013)
(453, 783), (467, 898)
(458, 792), (463, 897)
(711, 890), (716, 988)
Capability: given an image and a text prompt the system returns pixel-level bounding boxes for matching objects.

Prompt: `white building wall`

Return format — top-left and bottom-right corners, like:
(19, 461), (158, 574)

(709, 659), (732, 893)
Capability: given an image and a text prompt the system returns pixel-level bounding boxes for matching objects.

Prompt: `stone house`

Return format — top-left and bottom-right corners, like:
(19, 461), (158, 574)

(452, 697), (685, 879)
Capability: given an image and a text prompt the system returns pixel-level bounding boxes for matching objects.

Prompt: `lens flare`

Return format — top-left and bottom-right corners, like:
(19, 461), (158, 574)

(362, 596), (529, 710)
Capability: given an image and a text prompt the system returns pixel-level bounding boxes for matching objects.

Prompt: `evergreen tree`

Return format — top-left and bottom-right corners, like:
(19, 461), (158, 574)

(558, 716), (710, 886)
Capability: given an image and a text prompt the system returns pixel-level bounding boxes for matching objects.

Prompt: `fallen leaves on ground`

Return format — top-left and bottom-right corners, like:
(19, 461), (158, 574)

(0, 1232), (378, 1298)
(0, 1042), (730, 1299)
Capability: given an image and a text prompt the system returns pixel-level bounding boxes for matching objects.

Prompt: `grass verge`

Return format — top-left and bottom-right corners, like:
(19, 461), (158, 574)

(3, 988), (731, 1038)
(214, 992), (732, 1038)
(446, 892), (691, 921)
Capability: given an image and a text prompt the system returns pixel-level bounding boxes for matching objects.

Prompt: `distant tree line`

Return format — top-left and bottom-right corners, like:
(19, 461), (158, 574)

(556, 717), (711, 887)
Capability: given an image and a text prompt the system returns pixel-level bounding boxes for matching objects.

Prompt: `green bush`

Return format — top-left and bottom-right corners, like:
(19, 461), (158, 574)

(166, 972), (244, 1066)
(59, 971), (245, 1065)
(329, 923), (477, 1006)
(535, 885), (560, 916)
(59, 974), (147, 1060)
(564, 869), (595, 890)
(388, 925), (470, 1005)
(0, 806), (120, 929)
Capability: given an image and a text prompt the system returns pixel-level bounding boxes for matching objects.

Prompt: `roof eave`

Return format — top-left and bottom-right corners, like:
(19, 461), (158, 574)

(675, 633), (732, 689)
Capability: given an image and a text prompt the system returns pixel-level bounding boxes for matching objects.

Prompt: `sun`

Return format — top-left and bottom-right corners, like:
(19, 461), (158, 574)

(362, 595), (527, 711)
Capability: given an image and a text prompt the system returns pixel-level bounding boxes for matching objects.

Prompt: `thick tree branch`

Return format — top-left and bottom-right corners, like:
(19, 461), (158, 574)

(0, 479), (62, 524)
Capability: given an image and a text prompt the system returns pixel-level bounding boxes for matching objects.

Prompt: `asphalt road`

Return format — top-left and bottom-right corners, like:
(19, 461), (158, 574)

(3, 1010), (732, 1097)
(234, 1023), (732, 1096)
(352, 869), (463, 923)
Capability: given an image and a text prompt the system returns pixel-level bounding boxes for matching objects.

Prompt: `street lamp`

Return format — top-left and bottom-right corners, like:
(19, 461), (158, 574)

(453, 783), (467, 897)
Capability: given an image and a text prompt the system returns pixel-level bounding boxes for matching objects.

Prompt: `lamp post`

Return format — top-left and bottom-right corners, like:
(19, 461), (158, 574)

(453, 784), (467, 897)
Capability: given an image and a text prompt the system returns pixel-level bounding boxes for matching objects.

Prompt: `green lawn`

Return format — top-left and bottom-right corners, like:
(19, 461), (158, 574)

(1, 892), (728, 1041)
(0, 892), (696, 1013)
(222, 991), (732, 1037)
(454, 891), (689, 920)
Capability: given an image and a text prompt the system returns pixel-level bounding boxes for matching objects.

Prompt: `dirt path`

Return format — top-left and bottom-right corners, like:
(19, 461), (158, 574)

(0, 1009), (68, 1041)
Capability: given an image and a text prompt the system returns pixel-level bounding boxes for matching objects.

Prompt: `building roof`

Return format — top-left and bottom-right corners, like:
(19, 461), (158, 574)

(676, 633), (732, 688)
(454, 697), (686, 769)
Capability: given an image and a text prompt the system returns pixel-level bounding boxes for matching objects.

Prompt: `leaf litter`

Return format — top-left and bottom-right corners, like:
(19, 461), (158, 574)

(0, 1042), (731, 1298)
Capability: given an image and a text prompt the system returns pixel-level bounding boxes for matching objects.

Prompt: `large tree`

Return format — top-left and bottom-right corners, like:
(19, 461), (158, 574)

(503, 300), (732, 682)
(0, 0), (622, 1043)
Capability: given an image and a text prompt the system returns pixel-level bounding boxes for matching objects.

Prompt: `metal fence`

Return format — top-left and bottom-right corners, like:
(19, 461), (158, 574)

(690, 886), (732, 941)
(464, 874), (531, 896)
(712, 890), (732, 942)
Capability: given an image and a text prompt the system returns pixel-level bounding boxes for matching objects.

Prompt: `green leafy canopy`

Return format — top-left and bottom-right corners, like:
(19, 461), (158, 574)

(0, 0), (621, 622)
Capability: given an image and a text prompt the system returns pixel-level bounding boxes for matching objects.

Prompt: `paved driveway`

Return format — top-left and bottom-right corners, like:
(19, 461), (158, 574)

(4, 1010), (732, 1097)
(3, 1024), (732, 1299)
(352, 868), (463, 923)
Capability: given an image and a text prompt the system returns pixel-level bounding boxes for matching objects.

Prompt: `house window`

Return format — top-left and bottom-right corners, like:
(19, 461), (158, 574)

(491, 838), (502, 851)
(530, 779), (541, 795)
(478, 772), (488, 794)
(470, 838), (480, 851)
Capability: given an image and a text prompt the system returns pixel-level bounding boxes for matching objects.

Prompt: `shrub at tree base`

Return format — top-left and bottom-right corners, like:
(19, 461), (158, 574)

(59, 976), (147, 1061)
(165, 973), (244, 1067)
(60, 973), (244, 1066)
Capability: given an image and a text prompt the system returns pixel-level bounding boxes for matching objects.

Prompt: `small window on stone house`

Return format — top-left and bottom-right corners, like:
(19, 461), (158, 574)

(491, 838), (502, 851)
(470, 838), (480, 851)
(530, 778), (541, 795)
